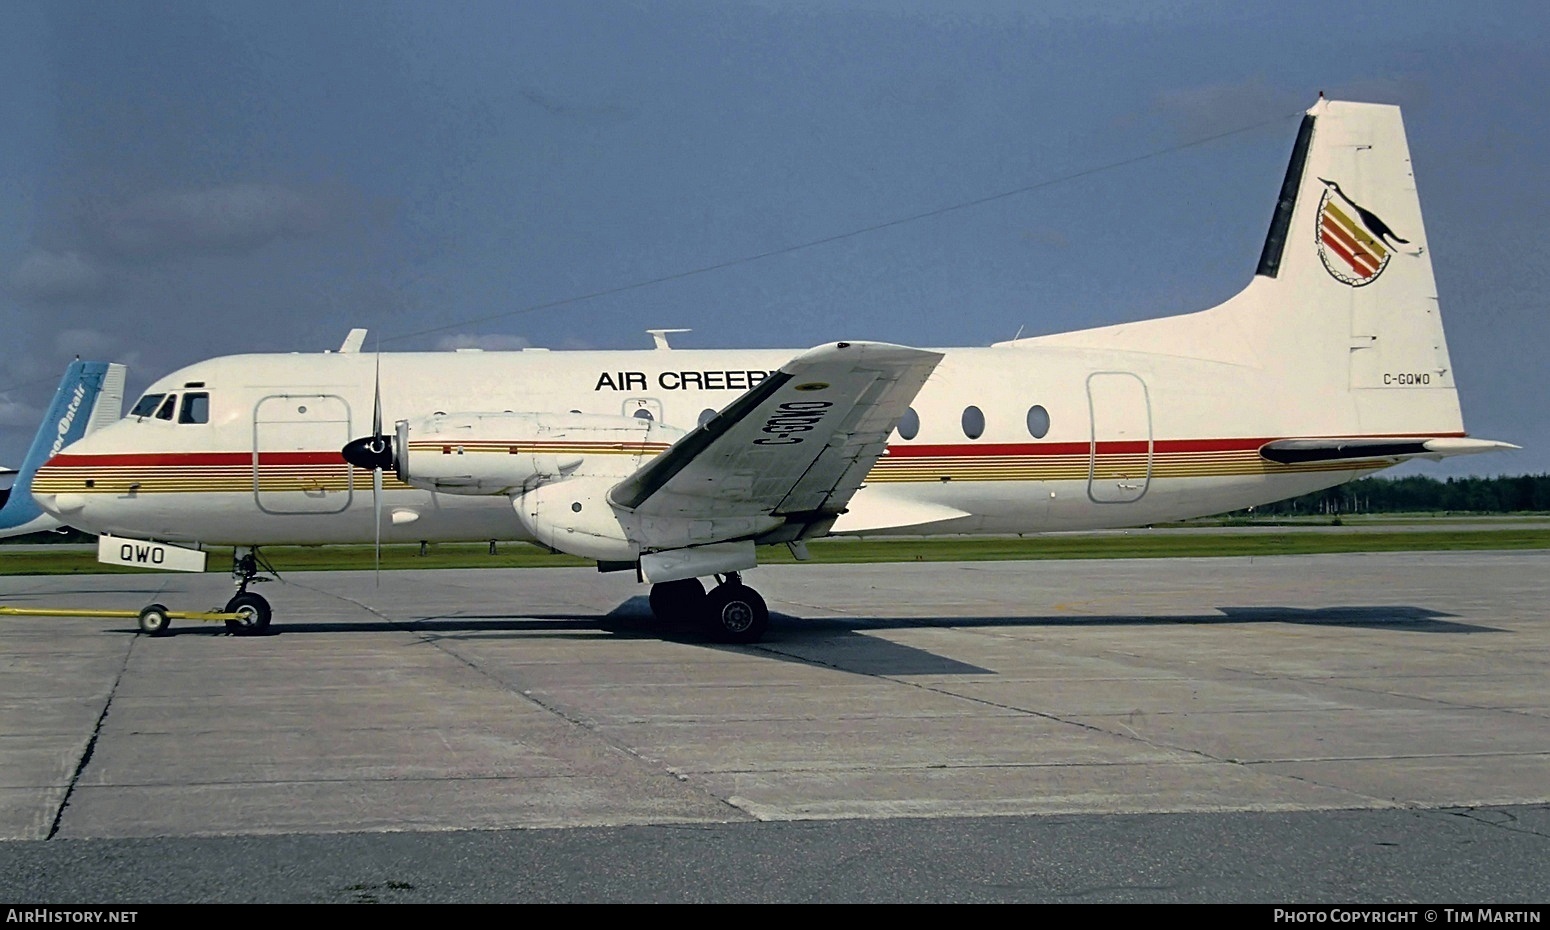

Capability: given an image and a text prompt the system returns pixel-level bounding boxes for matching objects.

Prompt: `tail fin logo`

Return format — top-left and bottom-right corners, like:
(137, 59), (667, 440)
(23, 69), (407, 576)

(1315, 178), (1409, 287)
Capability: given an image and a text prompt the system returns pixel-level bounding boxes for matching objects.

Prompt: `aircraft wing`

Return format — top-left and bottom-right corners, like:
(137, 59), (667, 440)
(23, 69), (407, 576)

(610, 341), (942, 543)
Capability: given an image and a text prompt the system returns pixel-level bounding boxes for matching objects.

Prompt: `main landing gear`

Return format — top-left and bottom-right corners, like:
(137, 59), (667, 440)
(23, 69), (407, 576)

(225, 548), (276, 635)
(649, 573), (769, 644)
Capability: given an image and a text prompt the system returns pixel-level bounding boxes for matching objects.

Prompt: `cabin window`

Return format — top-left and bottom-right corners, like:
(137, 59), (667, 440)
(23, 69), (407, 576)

(961, 405), (984, 440)
(130, 393), (166, 419)
(154, 394), (177, 421)
(1026, 404), (1050, 439)
(898, 407), (920, 440)
(179, 392), (210, 424)
(698, 408), (716, 427)
(632, 408), (654, 421)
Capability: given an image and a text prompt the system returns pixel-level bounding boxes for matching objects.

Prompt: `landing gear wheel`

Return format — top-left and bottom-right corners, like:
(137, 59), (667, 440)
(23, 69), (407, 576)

(137, 604), (172, 636)
(702, 584), (768, 644)
(649, 578), (707, 623)
(224, 592), (272, 635)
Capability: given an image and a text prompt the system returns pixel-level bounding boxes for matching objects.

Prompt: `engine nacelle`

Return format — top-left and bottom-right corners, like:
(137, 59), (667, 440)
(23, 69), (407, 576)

(513, 475), (639, 562)
(392, 411), (684, 495)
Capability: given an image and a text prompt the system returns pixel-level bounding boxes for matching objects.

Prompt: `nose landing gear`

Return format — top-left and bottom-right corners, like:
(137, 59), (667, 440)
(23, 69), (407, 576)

(225, 548), (277, 634)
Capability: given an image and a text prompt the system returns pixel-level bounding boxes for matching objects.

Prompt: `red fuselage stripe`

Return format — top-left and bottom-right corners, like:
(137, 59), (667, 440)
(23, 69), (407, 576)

(41, 433), (1466, 470)
(45, 451), (341, 467)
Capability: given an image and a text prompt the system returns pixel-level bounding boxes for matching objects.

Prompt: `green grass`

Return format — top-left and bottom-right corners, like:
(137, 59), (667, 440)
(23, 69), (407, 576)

(2, 528), (1548, 576)
(1162, 512), (1550, 527)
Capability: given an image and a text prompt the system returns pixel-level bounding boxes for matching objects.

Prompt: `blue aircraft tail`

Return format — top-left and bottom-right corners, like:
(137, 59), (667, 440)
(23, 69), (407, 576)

(0, 361), (126, 537)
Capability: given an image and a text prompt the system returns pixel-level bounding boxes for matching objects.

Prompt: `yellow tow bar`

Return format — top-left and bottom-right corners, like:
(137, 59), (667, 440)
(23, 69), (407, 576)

(0, 604), (246, 636)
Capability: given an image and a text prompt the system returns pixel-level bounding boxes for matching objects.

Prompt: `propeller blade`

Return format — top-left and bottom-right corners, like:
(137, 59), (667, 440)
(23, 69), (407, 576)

(371, 339), (384, 586)
(372, 349), (383, 439)
(373, 465), (383, 586)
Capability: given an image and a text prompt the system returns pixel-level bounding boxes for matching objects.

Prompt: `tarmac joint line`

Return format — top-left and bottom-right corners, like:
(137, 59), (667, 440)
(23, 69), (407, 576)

(288, 575), (761, 823)
(1443, 806), (1550, 839)
(48, 635), (136, 839)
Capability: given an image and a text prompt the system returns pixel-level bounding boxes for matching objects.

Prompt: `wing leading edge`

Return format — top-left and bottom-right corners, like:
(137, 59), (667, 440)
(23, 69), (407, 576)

(610, 341), (943, 545)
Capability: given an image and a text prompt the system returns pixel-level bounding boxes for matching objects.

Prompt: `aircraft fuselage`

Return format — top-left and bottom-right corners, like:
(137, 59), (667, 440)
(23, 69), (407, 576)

(32, 341), (1402, 547)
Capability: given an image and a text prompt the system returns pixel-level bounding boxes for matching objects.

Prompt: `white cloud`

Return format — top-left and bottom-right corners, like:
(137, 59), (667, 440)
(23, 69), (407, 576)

(433, 333), (532, 351)
(90, 183), (334, 259)
(8, 249), (113, 303)
(0, 395), (44, 429)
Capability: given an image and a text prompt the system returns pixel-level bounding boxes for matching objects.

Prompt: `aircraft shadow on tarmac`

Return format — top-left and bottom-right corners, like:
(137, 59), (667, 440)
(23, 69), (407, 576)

(133, 600), (1501, 640)
(810, 604), (1499, 634)
(123, 599), (1502, 679)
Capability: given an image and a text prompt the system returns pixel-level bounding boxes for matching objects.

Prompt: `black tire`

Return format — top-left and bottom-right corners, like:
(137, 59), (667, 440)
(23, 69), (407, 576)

(137, 604), (172, 637)
(702, 584), (768, 644)
(224, 592), (272, 635)
(648, 578), (706, 623)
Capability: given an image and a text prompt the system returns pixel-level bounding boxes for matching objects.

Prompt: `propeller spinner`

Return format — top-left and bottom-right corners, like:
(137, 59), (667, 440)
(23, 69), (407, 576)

(342, 434), (394, 471)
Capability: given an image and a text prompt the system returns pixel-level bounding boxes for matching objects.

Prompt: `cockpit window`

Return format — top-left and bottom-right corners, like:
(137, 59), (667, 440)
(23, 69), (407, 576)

(130, 393), (166, 418)
(178, 392), (210, 424)
(154, 394), (177, 421)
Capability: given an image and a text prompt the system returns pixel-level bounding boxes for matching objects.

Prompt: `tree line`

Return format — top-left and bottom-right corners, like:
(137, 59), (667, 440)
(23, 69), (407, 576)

(1242, 474), (1550, 516)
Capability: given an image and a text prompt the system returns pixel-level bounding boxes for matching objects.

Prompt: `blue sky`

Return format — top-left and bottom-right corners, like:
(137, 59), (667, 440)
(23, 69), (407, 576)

(2, 1), (1545, 477)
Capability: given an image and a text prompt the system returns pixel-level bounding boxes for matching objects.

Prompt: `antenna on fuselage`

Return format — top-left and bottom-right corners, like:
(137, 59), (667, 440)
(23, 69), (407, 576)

(646, 328), (690, 350)
(338, 328), (368, 353)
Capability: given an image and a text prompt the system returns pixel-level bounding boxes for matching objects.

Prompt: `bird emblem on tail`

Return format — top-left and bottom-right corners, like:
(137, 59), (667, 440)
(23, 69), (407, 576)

(1314, 178), (1410, 287)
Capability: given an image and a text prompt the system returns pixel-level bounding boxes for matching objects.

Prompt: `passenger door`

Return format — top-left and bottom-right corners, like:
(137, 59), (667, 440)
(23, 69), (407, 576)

(1086, 372), (1152, 504)
(253, 394), (354, 514)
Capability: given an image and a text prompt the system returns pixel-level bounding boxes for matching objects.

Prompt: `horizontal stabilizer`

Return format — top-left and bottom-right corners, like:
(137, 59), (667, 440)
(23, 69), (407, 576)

(1260, 437), (1519, 465)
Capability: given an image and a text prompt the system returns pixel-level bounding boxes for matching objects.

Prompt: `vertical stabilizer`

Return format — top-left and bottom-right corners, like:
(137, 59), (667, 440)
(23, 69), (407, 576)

(0, 361), (125, 537)
(1251, 97), (1460, 435)
(1001, 97), (1480, 447)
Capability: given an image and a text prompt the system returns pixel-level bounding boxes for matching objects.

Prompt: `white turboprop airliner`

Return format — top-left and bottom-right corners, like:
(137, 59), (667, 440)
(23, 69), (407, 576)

(31, 99), (1515, 641)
